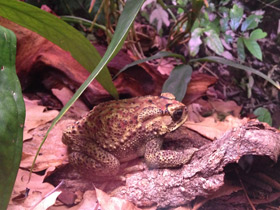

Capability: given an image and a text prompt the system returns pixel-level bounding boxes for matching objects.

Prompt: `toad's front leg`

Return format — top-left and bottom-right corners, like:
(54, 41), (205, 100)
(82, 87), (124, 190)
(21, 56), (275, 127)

(144, 138), (197, 168)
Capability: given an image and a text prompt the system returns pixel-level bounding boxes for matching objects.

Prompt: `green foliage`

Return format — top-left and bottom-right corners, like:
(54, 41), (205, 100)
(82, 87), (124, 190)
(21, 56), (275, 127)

(237, 28), (267, 61)
(237, 37), (245, 61)
(253, 107), (272, 126)
(142, 1), (267, 61)
(191, 3), (266, 61)
(162, 65), (192, 101)
(229, 4), (243, 31)
(0, 26), (25, 210)
(250, 29), (267, 40)
(204, 29), (224, 55)
(242, 38), (263, 60)
(189, 28), (203, 56)
(241, 15), (262, 31)
(0, 0), (118, 98)
(190, 56), (280, 90)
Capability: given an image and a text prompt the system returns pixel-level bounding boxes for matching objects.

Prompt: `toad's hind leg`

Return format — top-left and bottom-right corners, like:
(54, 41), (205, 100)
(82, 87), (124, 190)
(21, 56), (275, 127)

(69, 142), (120, 176)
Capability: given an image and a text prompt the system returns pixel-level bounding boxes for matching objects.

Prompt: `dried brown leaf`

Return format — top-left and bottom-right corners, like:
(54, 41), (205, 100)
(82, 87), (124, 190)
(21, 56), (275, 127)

(185, 115), (249, 140)
(21, 119), (71, 171)
(24, 98), (59, 139)
(9, 169), (59, 209)
(209, 99), (242, 117)
(51, 87), (89, 117)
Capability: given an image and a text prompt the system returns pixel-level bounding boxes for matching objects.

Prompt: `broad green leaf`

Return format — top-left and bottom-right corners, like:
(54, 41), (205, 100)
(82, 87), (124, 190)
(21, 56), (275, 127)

(250, 29), (267, 40)
(200, 14), (210, 28)
(237, 37), (245, 61)
(30, 0), (145, 178)
(220, 16), (229, 32)
(189, 28), (203, 56)
(243, 38), (262, 60)
(253, 107), (272, 126)
(190, 56), (280, 90)
(114, 51), (186, 79)
(162, 64), (193, 101)
(241, 15), (262, 32)
(229, 5), (243, 31)
(206, 20), (221, 35)
(0, 0), (118, 98)
(204, 29), (224, 55)
(224, 34), (233, 43)
(0, 26), (25, 210)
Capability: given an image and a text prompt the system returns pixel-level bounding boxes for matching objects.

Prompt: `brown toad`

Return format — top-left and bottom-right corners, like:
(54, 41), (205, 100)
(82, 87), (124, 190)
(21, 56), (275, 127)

(62, 93), (196, 177)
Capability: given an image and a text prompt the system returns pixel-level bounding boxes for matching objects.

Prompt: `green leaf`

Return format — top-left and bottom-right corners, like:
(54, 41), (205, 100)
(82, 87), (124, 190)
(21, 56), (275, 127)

(253, 107), (272, 126)
(241, 15), (262, 32)
(250, 29), (267, 40)
(0, 26), (25, 210)
(190, 56), (280, 90)
(204, 29), (224, 55)
(224, 34), (233, 43)
(114, 51), (186, 79)
(0, 0), (118, 98)
(30, 0), (145, 178)
(162, 64), (193, 101)
(189, 28), (203, 56)
(220, 16), (229, 32)
(229, 5), (243, 31)
(200, 15), (210, 28)
(243, 38), (262, 60)
(206, 20), (221, 35)
(237, 37), (245, 61)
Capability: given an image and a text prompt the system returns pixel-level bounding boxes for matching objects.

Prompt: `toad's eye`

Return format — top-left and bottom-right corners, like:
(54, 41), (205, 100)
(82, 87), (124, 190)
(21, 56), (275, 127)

(172, 109), (183, 121)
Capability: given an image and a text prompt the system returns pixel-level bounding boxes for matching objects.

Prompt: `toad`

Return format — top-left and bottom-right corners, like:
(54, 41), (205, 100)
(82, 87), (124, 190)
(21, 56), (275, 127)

(62, 93), (196, 177)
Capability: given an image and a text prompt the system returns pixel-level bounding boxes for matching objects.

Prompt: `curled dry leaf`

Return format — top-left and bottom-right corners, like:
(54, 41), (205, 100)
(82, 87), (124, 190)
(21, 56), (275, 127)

(24, 98), (59, 141)
(185, 115), (249, 140)
(183, 73), (217, 105)
(209, 99), (242, 117)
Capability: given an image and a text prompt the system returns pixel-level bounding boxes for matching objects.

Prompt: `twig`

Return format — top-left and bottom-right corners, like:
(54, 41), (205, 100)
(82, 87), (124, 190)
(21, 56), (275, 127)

(197, 62), (219, 79)
(257, 0), (280, 12)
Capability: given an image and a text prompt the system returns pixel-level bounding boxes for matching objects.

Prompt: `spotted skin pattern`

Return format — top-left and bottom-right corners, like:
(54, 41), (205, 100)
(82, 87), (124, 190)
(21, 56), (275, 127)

(62, 93), (196, 176)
